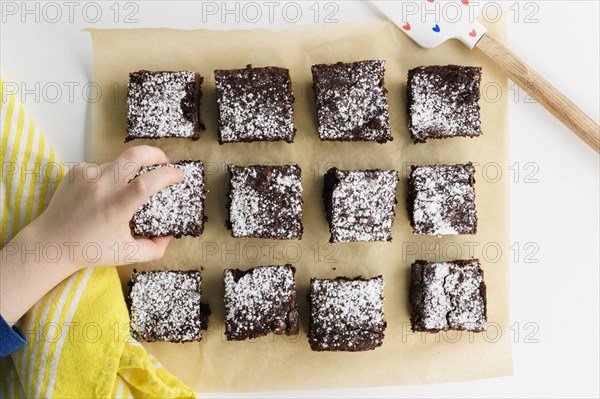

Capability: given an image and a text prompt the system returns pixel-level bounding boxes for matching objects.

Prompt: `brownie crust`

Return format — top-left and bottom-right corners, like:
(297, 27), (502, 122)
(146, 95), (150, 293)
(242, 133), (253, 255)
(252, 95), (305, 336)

(407, 163), (477, 236)
(308, 276), (386, 351)
(126, 70), (204, 142)
(409, 260), (487, 333)
(323, 168), (399, 243)
(223, 265), (299, 341)
(407, 65), (482, 143)
(215, 64), (295, 144)
(131, 160), (207, 238)
(312, 60), (392, 143)
(226, 164), (303, 240)
(128, 270), (205, 343)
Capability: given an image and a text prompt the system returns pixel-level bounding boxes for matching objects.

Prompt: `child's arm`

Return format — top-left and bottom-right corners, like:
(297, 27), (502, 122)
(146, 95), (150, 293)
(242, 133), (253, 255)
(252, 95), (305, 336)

(0, 146), (183, 326)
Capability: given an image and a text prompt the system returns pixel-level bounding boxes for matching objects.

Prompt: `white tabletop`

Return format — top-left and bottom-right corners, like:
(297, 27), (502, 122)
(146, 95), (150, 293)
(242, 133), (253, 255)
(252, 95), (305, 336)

(1, 1), (598, 397)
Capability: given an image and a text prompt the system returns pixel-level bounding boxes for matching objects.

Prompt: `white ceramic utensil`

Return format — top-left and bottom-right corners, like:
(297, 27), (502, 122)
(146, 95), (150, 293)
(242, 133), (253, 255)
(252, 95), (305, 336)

(372, 0), (600, 153)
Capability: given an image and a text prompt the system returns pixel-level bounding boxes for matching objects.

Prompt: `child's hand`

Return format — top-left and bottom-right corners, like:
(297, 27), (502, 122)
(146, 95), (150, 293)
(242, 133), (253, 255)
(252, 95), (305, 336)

(1, 145), (183, 324)
(25, 145), (184, 269)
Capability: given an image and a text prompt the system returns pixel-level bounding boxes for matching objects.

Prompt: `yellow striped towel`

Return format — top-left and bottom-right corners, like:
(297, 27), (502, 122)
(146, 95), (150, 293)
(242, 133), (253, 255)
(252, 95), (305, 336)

(0, 77), (196, 398)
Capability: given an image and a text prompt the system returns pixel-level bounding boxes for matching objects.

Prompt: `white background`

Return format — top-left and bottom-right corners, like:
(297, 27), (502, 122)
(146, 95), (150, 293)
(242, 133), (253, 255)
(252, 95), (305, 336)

(1, 1), (599, 397)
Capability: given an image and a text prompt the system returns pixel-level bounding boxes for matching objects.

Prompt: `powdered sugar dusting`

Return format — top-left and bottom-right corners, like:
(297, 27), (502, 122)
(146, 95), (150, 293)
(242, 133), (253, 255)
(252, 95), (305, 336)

(224, 265), (298, 340)
(215, 65), (295, 143)
(411, 260), (487, 332)
(127, 71), (201, 140)
(309, 276), (386, 351)
(416, 263), (452, 330)
(408, 65), (482, 143)
(227, 165), (303, 240)
(131, 161), (206, 238)
(129, 270), (202, 342)
(312, 60), (392, 143)
(327, 169), (398, 242)
(409, 163), (477, 236)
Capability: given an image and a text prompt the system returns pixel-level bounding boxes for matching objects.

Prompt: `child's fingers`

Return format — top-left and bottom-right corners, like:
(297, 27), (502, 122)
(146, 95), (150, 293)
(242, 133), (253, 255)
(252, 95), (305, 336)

(112, 146), (172, 181)
(115, 145), (171, 166)
(117, 166), (184, 214)
(132, 236), (172, 263)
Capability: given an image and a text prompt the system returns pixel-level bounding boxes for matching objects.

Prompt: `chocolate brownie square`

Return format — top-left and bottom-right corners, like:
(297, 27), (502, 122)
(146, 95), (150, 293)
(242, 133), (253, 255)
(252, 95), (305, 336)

(409, 259), (487, 332)
(323, 168), (399, 243)
(312, 60), (392, 143)
(128, 270), (205, 342)
(126, 70), (203, 142)
(224, 265), (299, 341)
(407, 163), (477, 236)
(407, 65), (482, 143)
(226, 164), (303, 240)
(215, 65), (295, 143)
(308, 276), (386, 351)
(131, 160), (206, 238)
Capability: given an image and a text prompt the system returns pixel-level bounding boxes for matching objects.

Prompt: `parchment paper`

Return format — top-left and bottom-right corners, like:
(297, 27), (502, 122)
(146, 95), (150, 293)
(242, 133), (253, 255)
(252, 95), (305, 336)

(89, 19), (512, 392)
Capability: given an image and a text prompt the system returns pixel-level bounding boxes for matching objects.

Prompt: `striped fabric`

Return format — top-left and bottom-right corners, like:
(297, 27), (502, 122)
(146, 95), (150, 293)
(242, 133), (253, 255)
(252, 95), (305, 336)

(0, 78), (62, 246)
(0, 78), (195, 398)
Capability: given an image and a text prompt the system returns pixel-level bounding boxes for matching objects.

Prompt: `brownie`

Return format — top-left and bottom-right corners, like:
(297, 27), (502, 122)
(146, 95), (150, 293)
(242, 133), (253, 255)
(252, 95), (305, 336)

(409, 260), (487, 332)
(131, 160), (206, 238)
(308, 276), (386, 351)
(323, 168), (399, 243)
(312, 60), (392, 143)
(215, 65), (295, 143)
(407, 163), (477, 236)
(223, 265), (299, 341)
(407, 65), (482, 143)
(126, 70), (203, 142)
(128, 270), (206, 342)
(226, 164), (303, 240)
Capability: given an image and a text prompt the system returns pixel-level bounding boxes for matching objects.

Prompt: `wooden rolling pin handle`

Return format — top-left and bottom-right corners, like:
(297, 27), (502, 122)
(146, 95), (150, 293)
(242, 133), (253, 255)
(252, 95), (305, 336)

(476, 33), (600, 153)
